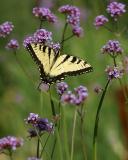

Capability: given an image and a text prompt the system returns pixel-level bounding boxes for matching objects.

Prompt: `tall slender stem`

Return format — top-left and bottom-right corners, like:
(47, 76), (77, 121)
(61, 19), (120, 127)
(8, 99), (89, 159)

(71, 108), (77, 160)
(93, 79), (110, 160)
(9, 150), (13, 160)
(37, 138), (40, 158)
(39, 20), (43, 29)
(49, 88), (56, 116)
(60, 34), (74, 44)
(60, 22), (68, 51)
(80, 105), (87, 160)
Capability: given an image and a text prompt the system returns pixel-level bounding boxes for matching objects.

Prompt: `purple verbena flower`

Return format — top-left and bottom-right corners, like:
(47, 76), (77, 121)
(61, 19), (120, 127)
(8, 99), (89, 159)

(26, 113), (39, 125)
(32, 7), (57, 23)
(6, 39), (19, 50)
(61, 91), (76, 105)
(107, 2), (126, 20)
(23, 36), (34, 47)
(28, 129), (37, 138)
(94, 15), (108, 29)
(101, 40), (123, 56)
(33, 29), (52, 44)
(105, 66), (124, 80)
(56, 82), (68, 95)
(0, 21), (14, 38)
(72, 26), (83, 37)
(37, 118), (53, 133)
(0, 136), (23, 151)
(74, 86), (88, 105)
(51, 42), (61, 53)
(59, 5), (80, 26)
(27, 157), (41, 160)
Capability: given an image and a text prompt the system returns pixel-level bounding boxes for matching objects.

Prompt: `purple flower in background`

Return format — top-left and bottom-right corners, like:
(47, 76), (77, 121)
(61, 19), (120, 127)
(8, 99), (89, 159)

(59, 5), (80, 26)
(61, 85), (88, 105)
(105, 66), (124, 80)
(94, 15), (108, 28)
(0, 21), (14, 37)
(32, 7), (57, 23)
(74, 86), (88, 105)
(28, 157), (41, 160)
(51, 42), (61, 53)
(61, 91), (76, 104)
(107, 2), (126, 20)
(37, 118), (53, 133)
(72, 26), (83, 37)
(23, 36), (34, 47)
(101, 40), (123, 56)
(6, 39), (19, 50)
(0, 136), (23, 151)
(26, 113), (39, 125)
(28, 129), (37, 138)
(33, 29), (52, 43)
(56, 82), (68, 95)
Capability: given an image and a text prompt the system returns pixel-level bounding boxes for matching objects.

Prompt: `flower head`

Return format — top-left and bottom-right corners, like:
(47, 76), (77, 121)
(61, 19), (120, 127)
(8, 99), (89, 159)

(33, 29), (52, 44)
(61, 85), (88, 106)
(105, 66), (124, 80)
(59, 5), (80, 26)
(37, 118), (53, 132)
(26, 113), (39, 125)
(0, 136), (23, 151)
(32, 7), (57, 23)
(101, 40), (123, 56)
(6, 39), (19, 50)
(51, 42), (61, 53)
(23, 36), (34, 47)
(93, 84), (103, 94)
(56, 82), (68, 95)
(94, 15), (108, 28)
(0, 21), (14, 38)
(107, 2), (126, 20)
(72, 26), (83, 37)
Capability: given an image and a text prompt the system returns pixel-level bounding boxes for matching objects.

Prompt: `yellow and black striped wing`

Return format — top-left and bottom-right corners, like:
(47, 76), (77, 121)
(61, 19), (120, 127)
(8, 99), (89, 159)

(49, 54), (92, 82)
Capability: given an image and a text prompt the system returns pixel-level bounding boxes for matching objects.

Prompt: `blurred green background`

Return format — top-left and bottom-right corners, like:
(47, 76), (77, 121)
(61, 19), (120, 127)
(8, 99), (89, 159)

(0, 0), (128, 159)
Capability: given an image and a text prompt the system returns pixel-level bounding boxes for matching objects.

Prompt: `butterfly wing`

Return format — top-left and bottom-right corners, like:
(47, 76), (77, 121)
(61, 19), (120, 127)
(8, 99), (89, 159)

(49, 54), (93, 82)
(26, 43), (59, 83)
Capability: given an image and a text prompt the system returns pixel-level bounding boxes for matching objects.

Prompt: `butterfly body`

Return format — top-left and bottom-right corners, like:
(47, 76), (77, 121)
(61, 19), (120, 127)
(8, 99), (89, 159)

(26, 43), (93, 84)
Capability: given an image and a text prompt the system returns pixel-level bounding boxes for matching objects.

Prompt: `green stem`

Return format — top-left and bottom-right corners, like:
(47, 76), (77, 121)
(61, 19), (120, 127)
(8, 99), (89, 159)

(37, 138), (40, 158)
(9, 150), (13, 160)
(71, 108), (77, 160)
(40, 133), (51, 158)
(60, 34), (74, 44)
(93, 79), (110, 160)
(39, 19), (43, 29)
(80, 105), (87, 160)
(60, 22), (68, 51)
(49, 88), (56, 116)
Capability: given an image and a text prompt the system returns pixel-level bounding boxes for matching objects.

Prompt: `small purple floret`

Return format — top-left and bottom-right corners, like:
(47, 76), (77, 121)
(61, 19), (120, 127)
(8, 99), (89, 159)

(94, 15), (108, 28)
(72, 26), (83, 37)
(28, 157), (41, 160)
(0, 21), (14, 38)
(6, 39), (19, 50)
(56, 82), (68, 95)
(23, 36), (34, 47)
(107, 2), (126, 20)
(105, 66), (124, 80)
(33, 7), (57, 23)
(101, 40), (123, 55)
(0, 136), (23, 151)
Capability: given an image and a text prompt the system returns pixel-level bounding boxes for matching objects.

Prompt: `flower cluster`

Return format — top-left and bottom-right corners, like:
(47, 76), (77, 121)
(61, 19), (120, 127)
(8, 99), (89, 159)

(59, 5), (83, 37)
(57, 82), (88, 105)
(101, 40), (123, 56)
(0, 136), (23, 152)
(23, 29), (52, 47)
(107, 2), (126, 20)
(6, 39), (19, 50)
(33, 7), (57, 23)
(0, 21), (14, 38)
(94, 15), (108, 29)
(51, 42), (61, 53)
(56, 82), (68, 95)
(94, 84), (103, 94)
(28, 157), (41, 160)
(105, 66), (124, 80)
(25, 113), (53, 137)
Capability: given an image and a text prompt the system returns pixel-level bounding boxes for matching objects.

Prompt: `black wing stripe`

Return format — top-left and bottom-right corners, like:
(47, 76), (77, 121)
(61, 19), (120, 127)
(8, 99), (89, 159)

(77, 59), (82, 64)
(56, 55), (70, 67)
(71, 57), (77, 63)
(43, 46), (47, 52)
